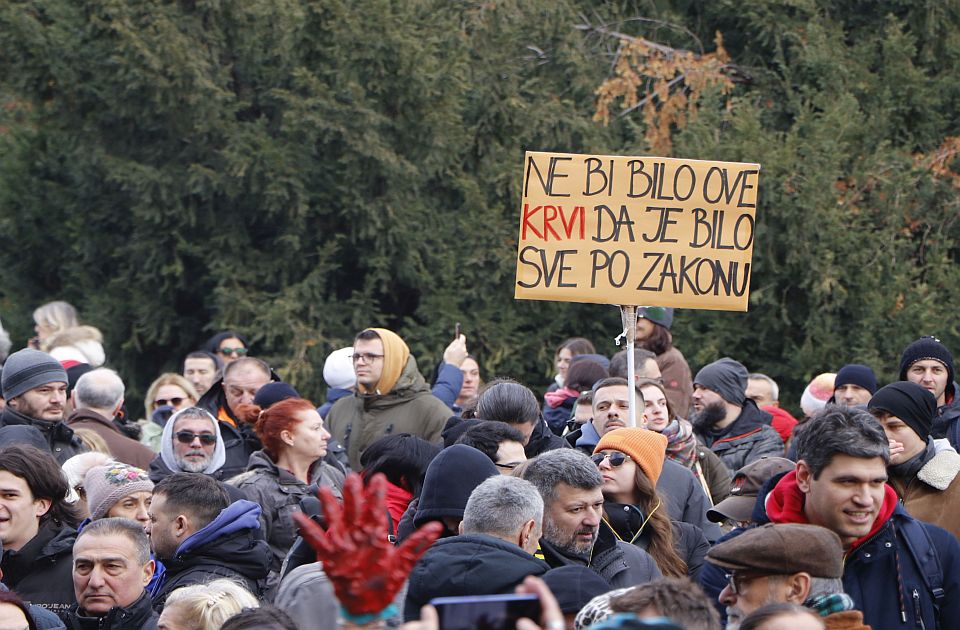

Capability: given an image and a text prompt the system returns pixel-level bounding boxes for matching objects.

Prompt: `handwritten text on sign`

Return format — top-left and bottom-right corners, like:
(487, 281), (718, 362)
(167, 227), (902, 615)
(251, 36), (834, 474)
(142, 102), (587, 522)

(514, 151), (760, 311)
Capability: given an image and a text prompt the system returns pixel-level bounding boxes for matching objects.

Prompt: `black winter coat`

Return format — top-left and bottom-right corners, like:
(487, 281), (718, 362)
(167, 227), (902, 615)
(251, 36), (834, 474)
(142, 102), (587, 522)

(537, 525), (661, 589)
(524, 418), (570, 459)
(1, 522), (77, 619)
(0, 407), (86, 465)
(403, 534), (551, 621)
(65, 592), (158, 630)
(694, 400), (784, 472)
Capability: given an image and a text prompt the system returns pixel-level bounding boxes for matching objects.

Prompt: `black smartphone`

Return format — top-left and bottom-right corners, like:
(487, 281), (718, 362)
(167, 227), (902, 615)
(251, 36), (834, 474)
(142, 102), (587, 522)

(454, 322), (462, 340)
(429, 594), (541, 630)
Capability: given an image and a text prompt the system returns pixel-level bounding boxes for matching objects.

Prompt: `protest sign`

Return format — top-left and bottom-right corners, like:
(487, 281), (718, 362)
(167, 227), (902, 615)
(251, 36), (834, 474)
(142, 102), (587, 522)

(515, 151), (760, 311)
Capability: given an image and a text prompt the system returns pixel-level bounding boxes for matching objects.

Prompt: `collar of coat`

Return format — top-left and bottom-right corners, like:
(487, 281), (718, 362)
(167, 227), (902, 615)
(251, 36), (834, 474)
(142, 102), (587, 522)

(917, 449), (960, 491)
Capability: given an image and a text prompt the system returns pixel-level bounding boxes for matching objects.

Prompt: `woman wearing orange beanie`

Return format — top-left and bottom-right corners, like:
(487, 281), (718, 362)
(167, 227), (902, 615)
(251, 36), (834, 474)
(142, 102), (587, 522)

(593, 427), (710, 578)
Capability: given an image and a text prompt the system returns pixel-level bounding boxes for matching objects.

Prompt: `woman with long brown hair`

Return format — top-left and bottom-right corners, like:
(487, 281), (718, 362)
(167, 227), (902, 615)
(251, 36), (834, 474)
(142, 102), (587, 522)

(593, 428), (710, 578)
(634, 307), (693, 418)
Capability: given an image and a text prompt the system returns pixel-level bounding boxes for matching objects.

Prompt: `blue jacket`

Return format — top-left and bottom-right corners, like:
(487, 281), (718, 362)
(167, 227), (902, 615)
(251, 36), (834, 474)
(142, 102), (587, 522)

(318, 387), (353, 419)
(701, 472), (960, 630)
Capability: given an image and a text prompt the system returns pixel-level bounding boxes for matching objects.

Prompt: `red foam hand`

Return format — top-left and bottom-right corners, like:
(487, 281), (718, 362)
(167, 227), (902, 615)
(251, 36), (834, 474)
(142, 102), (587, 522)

(294, 472), (442, 616)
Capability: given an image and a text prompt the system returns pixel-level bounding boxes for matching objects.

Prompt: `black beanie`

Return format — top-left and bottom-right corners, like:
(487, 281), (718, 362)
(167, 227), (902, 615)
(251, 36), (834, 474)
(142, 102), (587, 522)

(898, 336), (955, 389)
(694, 357), (748, 405)
(835, 364), (877, 394)
(868, 381), (937, 440)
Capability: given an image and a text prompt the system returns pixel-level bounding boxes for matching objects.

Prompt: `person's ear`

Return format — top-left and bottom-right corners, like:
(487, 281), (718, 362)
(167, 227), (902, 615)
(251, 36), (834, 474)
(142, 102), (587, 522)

(34, 497), (52, 519)
(784, 572), (812, 603)
(70, 390), (77, 408)
(114, 397), (125, 417)
(173, 514), (191, 539)
(519, 518), (537, 548)
(142, 559), (156, 586)
(280, 429), (295, 448)
(457, 521), (464, 535)
(795, 461), (813, 494)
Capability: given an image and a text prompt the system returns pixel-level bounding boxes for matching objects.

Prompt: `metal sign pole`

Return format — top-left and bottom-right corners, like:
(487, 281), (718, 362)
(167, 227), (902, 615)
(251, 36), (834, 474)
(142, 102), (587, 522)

(620, 305), (638, 428)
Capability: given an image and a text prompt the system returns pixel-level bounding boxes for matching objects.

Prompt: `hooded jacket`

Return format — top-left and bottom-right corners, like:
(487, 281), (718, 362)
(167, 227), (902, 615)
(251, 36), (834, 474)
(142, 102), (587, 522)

(0, 406), (86, 465)
(695, 399), (784, 472)
(326, 354), (451, 470)
(537, 524), (661, 589)
(66, 408), (155, 470)
(1, 521), (77, 618)
(64, 591), (158, 630)
(403, 534), (551, 621)
(931, 382), (960, 449)
(229, 450), (345, 571)
(43, 326), (106, 368)
(413, 445), (499, 529)
(151, 500), (272, 611)
(763, 470), (960, 630)
(149, 407), (227, 480)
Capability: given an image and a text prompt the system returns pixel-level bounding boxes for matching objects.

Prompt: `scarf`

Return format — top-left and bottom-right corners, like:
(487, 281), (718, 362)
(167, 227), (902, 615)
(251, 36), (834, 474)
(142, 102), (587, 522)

(659, 418), (698, 469)
(544, 387), (580, 409)
(804, 593), (857, 617)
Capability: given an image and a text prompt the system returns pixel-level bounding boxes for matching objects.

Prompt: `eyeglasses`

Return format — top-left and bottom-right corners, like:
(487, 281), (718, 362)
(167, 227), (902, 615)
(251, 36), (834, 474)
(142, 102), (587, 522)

(724, 572), (768, 595)
(154, 397), (186, 408)
(590, 452), (632, 467)
(353, 352), (384, 364)
(219, 347), (248, 356)
(175, 431), (217, 446)
(495, 461), (523, 471)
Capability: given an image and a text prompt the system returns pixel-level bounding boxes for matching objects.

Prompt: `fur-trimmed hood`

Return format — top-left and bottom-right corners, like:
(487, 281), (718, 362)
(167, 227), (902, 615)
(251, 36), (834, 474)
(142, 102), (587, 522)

(44, 325), (105, 367)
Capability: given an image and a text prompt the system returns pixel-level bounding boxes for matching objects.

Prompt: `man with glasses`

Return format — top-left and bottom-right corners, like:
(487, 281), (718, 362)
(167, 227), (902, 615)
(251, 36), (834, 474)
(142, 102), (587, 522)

(326, 328), (452, 470)
(706, 523), (864, 630)
(66, 368), (155, 469)
(455, 421), (528, 474)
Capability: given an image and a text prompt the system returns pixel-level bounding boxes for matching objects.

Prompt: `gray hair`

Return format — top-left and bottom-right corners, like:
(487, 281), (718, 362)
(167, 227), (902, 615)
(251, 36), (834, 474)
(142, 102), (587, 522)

(462, 476), (543, 539)
(520, 449), (602, 507)
(75, 517), (151, 565)
(749, 373), (779, 402)
(74, 368), (124, 411)
(795, 406), (889, 478)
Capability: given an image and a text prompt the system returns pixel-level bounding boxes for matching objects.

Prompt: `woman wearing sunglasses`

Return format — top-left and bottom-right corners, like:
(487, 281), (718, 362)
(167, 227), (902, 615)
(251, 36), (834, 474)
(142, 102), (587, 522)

(229, 398), (345, 580)
(593, 428), (710, 579)
(204, 331), (250, 364)
(634, 307), (694, 419)
(139, 373), (200, 452)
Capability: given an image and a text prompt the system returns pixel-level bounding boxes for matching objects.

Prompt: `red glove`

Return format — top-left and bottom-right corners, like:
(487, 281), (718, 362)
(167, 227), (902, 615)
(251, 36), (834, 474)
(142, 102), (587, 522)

(293, 472), (442, 616)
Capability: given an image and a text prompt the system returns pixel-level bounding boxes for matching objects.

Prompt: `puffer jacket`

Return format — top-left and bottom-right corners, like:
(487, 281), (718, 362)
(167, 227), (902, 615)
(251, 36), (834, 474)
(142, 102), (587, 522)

(229, 451), (345, 570)
(151, 500), (272, 612)
(0, 406), (86, 465)
(695, 400), (784, 471)
(1, 521), (77, 619)
(326, 356), (451, 469)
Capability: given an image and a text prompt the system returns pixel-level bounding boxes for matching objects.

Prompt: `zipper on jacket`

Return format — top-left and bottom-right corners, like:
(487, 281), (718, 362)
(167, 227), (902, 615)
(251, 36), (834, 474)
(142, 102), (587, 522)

(912, 589), (924, 629)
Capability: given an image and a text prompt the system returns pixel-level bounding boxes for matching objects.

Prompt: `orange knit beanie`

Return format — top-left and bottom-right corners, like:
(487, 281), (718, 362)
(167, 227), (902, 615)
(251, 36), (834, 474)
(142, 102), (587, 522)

(594, 427), (668, 485)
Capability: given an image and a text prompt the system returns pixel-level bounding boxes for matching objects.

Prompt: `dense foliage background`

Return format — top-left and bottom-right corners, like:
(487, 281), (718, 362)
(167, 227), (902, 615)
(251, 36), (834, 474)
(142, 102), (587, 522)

(1, 0), (958, 414)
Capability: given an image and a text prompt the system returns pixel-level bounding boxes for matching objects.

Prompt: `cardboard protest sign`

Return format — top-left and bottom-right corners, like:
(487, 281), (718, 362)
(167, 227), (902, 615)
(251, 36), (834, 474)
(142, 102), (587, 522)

(515, 151), (760, 311)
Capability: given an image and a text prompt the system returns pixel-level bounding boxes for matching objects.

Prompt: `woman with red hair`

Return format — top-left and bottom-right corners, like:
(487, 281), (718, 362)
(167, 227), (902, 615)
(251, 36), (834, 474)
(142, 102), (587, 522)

(229, 398), (345, 576)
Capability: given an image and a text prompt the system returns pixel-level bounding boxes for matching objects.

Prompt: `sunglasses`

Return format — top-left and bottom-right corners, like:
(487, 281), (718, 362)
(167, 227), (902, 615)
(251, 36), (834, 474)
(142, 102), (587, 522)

(154, 397), (186, 408)
(219, 347), (248, 356)
(590, 452), (632, 467)
(175, 431), (217, 446)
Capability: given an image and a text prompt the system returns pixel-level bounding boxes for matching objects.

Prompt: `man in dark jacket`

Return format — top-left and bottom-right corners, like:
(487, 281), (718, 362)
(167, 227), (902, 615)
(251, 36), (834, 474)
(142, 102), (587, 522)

(147, 473), (271, 611)
(899, 335), (960, 449)
(403, 475), (551, 621)
(326, 328), (453, 469)
(66, 518), (158, 630)
(0, 444), (78, 618)
(0, 348), (85, 464)
(691, 358), (783, 471)
(521, 449), (661, 588)
(197, 357), (275, 477)
(476, 379), (568, 459)
(67, 368), (155, 470)
(762, 407), (960, 630)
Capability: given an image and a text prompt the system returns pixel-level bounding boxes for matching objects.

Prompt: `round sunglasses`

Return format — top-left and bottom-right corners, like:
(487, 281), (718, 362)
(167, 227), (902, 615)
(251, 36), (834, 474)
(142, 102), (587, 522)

(590, 452), (633, 467)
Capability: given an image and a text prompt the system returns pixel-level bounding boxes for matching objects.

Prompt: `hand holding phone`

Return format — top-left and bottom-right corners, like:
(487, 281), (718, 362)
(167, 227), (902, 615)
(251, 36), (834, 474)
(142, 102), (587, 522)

(429, 594), (541, 630)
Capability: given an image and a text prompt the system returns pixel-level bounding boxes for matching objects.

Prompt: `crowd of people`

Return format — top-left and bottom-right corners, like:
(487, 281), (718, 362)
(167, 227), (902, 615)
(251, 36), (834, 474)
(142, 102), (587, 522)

(0, 301), (956, 629)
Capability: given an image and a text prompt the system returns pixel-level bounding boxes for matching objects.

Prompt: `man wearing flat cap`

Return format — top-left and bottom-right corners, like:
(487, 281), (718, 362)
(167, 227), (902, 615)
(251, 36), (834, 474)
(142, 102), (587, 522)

(0, 348), (85, 463)
(691, 358), (783, 472)
(707, 523), (869, 630)
(868, 381), (960, 539)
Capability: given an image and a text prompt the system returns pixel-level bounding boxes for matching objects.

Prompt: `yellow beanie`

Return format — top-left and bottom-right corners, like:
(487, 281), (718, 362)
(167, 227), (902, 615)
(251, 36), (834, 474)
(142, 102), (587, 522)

(594, 428), (668, 486)
(358, 328), (410, 395)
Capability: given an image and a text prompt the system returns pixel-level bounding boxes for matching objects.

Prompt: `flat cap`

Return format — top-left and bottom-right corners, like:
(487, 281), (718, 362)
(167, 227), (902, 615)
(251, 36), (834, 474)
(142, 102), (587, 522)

(705, 523), (844, 578)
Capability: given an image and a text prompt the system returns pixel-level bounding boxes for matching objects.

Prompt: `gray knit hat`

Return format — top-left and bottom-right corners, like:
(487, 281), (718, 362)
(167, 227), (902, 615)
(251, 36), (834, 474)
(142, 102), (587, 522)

(1, 348), (68, 400)
(84, 463), (154, 520)
(694, 357), (749, 405)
